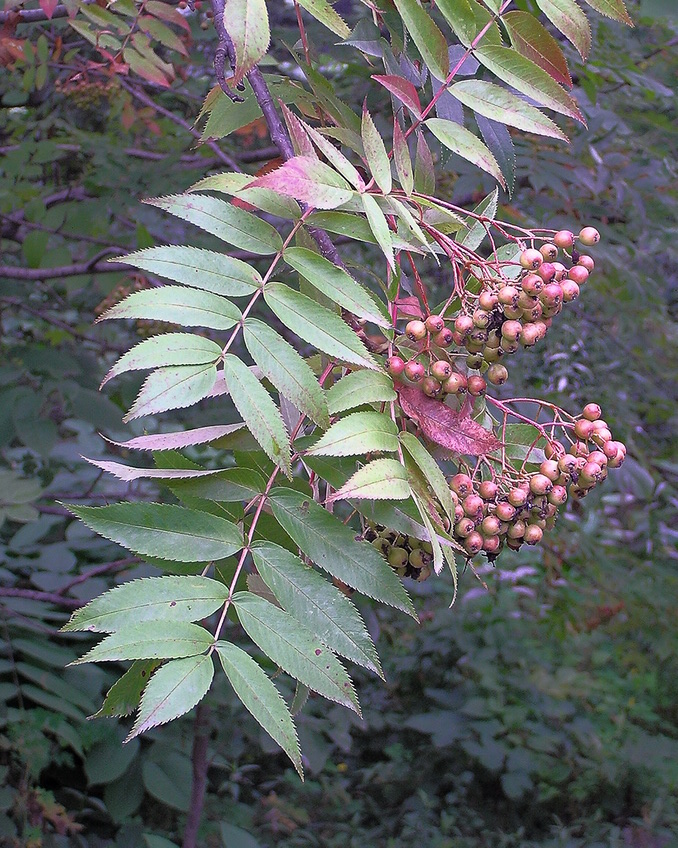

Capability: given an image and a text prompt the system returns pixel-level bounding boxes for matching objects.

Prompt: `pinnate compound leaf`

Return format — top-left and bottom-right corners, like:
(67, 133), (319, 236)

(392, 0), (449, 81)
(63, 576), (229, 633)
(91, 660), (161, 719)
(396, 384), (500, 456)
(536, 0), (591, 59)
(305, 411), (398, 457)
(284, 247), (389, 328)
(264, 283), (378, 371)
(117, 247), (262, 297)
(126, 655), (213, 741)
(449, 80), (567, 140)
(475, 46), (584, 123)
(105, 424), (245, 452)
(361, 108), (392, 194)
(102, 334), (222, 387)
(425, 118), (505, 188)
(373, 75), (422, 119)
(146, 194), (282, 254)
(224, 0), (270, 85)
(216, 641), (302, 777)
(67, 503), (244, 562)
(251, 157), (354, 209)
(251, 542), (382, 677)
(125, 364), (218, 421)
(73, 622), (214, 665)
(222, 355), (292, 476)
(244, 319), (328, 428)
(582, 0), (633, 25)
(97, 287), (242, 330)
(326, 369), (396, 415)
(329, 458), (410, 502)
(268, 488), (416, 618)
(502, 11), (572, 88)
(297, 0), (350, 37)
(232, 593), (361, 715)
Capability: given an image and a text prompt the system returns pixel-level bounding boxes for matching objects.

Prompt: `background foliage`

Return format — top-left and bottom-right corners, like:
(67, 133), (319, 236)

(0, 0), (677, 846)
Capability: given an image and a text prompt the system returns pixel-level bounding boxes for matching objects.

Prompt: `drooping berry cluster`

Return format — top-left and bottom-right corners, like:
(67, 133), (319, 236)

(363, 526), (435, 582)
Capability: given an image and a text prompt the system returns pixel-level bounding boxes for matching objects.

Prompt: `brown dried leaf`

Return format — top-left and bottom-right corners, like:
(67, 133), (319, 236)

(396, 384), (500, 456)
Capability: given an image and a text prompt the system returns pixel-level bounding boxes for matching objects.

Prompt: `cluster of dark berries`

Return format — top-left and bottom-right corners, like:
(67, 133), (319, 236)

(447, 402), (626, 559)
(363, 526), (435, 582)
(387, 228), (600, 393)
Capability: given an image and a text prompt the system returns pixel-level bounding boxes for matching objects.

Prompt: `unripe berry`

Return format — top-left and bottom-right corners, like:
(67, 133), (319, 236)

(568, 265), (589, 285)
(451, 473), (473, 496)
(431, 360), (452, 381)
(455, 517), (475, 538)
(404, 360), (425, 382)
(481, 514), (501, 536)
(468, 327), (489, 345)
(520, 323), (541, 347)
(433, 328), (454, 348)
(425, 314), (445, 334)
(544, 441), (561, 459)
(517, 290), (538, 311)
(478, 291), (499, 311)
(443, 372), (467, 394)
(520, 248), (543, 270)
(608, 448), (626, 468)
(503, 305), (523, 320)
(506, 537), (523, 551)
(540, 283), (563, 308)
(523, 524), (543, 545)
(498, 286), (520, 307)
(478, 480), (498, 501)
(455, 315), (474, 336)
(466, 353), (484, 369)
(496, 501), (517, 522)
(548, 485), (568, 506)
(408, 549), (427, 569)
(537, 262), (556, 283)
(561, 280), (580, 302)
(482, 535), (501, 554)
(388, 547), (409, 568)
(508, 488), (528, 507)
(540, 460), (560, 481)
(582, 403), (602, 421)
(523, 304), (544, 322)
(540, 243), (558, 261)
(463, 494), (484, 517)
(552, 262), (568, 281)
(577, 255), (595, 272)
(487, 363), (508, 385)
(521, 274), (544, 296)
(592, 428), (613, 446)
(472, 309), (491, 328)
(589, 450), (608, 467)
(467, 375), (487, 396)
(386, 356), (405, 376)
(574, 419), (595, 440)
(501, 320), (523, 341)
(422, 376), (443, 398)
(405, 320), (427, 341)
(507, 520), (526, 539)
(464, 531), (484, 555)
(529, 473), (553, 495)
(602, 440), (621, 459)
(553, 230), (575, 249)
(578, 226), (600, 246)
(500, 339), (520, 355)
(483, 345), (501, 362)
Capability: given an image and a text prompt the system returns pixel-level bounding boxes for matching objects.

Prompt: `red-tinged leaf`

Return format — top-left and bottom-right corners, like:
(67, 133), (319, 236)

(395, 384), (500, 456)
(280, 103), (317, 158)
(536, 0), (591, 60)
(251, 156), (354, 209)
(224, 0), (270, 85)
(395, 296), (424, 319)
(393, 119), (413, 196)
(84, 459), (226, 483)
(123, 46), (172, 87)
(146, 0), (191, 32)
(104, 424), (246, 452)
(373, 75), (422, 119)
(502, 11), (573, 89)
(582, 0), (633, 25)
(39, 0), (59, 19)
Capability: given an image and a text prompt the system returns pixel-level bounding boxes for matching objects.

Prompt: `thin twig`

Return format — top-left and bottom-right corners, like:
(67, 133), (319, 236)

(182, 702), (210, 848)
(0, 588), (81, 610)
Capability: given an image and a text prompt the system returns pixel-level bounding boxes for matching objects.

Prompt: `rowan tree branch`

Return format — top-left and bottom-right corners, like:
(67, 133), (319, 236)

(182, 702), (210, 848)
(0, 1), (94, 23)
(0, 588), (81, 610)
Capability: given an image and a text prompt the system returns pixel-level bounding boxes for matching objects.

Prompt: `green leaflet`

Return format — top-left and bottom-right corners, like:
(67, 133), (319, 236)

(232, 592), (361, 715)
(361, 193), (395, 270)
(216, 641), (302, 778)
(474, 45), (585, 123)
(296, 0), (350, 37)
(326, 369), (397, 414)
(399, 431), (456, 522)
(284, 247), (390, 328)
(126, 655), (214, 741)
(301, 121), (364, 189)
(63, 576), (229, 633)
(146, 194), (282, 254)
(168, 468), (266, 503)
(449, 80), (568, 141)
(251, 541), (382, 676)
(116, 247), (262, 297)
(582, 0), (632, 25)
(97, 286), (242, 330)
(91, 660), (161, 718)
(15, 662), (96, 714)
(392, 0), (449, 81)
(224, 0), (270, 85)
(264, 283), (378, 371)
(536, 0), (592, 60)
(502, 11), (572, 89)
(268, 488), (416, 617)
(67, 503), (244, 562)
(393, 119), (414, 196)
(72, 622), (214, 665)
(222, 354), (292, 477)
(305, 411), (399, 457)
(102, 334), (222, 387)
(125, 363), (218, 421)
(330, 458), (410, 501)
(414, 133), (435, 196)
(361, 108), (392, 194)
(425, 118), (506, 189)
(435, 0), (476, 46)
(460, 189), (499, 251)
(244, 318), (330, 429)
